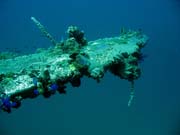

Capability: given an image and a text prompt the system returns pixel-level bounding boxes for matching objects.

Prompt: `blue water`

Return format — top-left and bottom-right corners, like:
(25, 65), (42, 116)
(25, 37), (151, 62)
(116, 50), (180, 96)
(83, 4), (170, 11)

(0, 0), (180, 135)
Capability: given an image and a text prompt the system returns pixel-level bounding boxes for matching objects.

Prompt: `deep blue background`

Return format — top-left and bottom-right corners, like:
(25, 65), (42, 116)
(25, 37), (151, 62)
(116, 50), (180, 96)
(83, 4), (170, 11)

(0, 0), (180, 135)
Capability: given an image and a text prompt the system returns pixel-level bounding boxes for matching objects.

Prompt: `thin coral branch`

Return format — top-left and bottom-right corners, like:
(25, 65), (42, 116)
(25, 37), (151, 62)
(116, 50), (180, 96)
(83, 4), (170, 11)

(128, 81), (135, 107)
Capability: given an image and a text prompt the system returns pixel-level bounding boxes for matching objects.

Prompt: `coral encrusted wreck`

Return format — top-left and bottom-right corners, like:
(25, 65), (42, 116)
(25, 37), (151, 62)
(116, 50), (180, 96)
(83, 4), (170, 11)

(0, 17), (148, 113)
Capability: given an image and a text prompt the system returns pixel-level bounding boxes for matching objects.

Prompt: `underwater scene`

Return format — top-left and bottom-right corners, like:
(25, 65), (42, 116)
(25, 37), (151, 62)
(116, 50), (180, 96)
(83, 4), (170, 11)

(0, 0), (180, 135)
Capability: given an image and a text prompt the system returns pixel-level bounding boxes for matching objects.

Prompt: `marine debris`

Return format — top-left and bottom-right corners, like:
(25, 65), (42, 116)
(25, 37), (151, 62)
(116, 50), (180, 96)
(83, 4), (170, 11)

(0, 17), (148, 113)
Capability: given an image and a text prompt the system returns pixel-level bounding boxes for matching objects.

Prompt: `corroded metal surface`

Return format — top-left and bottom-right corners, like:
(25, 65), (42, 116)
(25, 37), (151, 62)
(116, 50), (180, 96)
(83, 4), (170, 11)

(0, 17), (148, 113)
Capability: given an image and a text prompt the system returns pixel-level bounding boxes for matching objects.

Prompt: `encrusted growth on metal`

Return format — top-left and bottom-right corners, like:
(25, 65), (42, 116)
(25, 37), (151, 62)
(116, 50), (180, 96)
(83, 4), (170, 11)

(0, 17), (148, 113)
